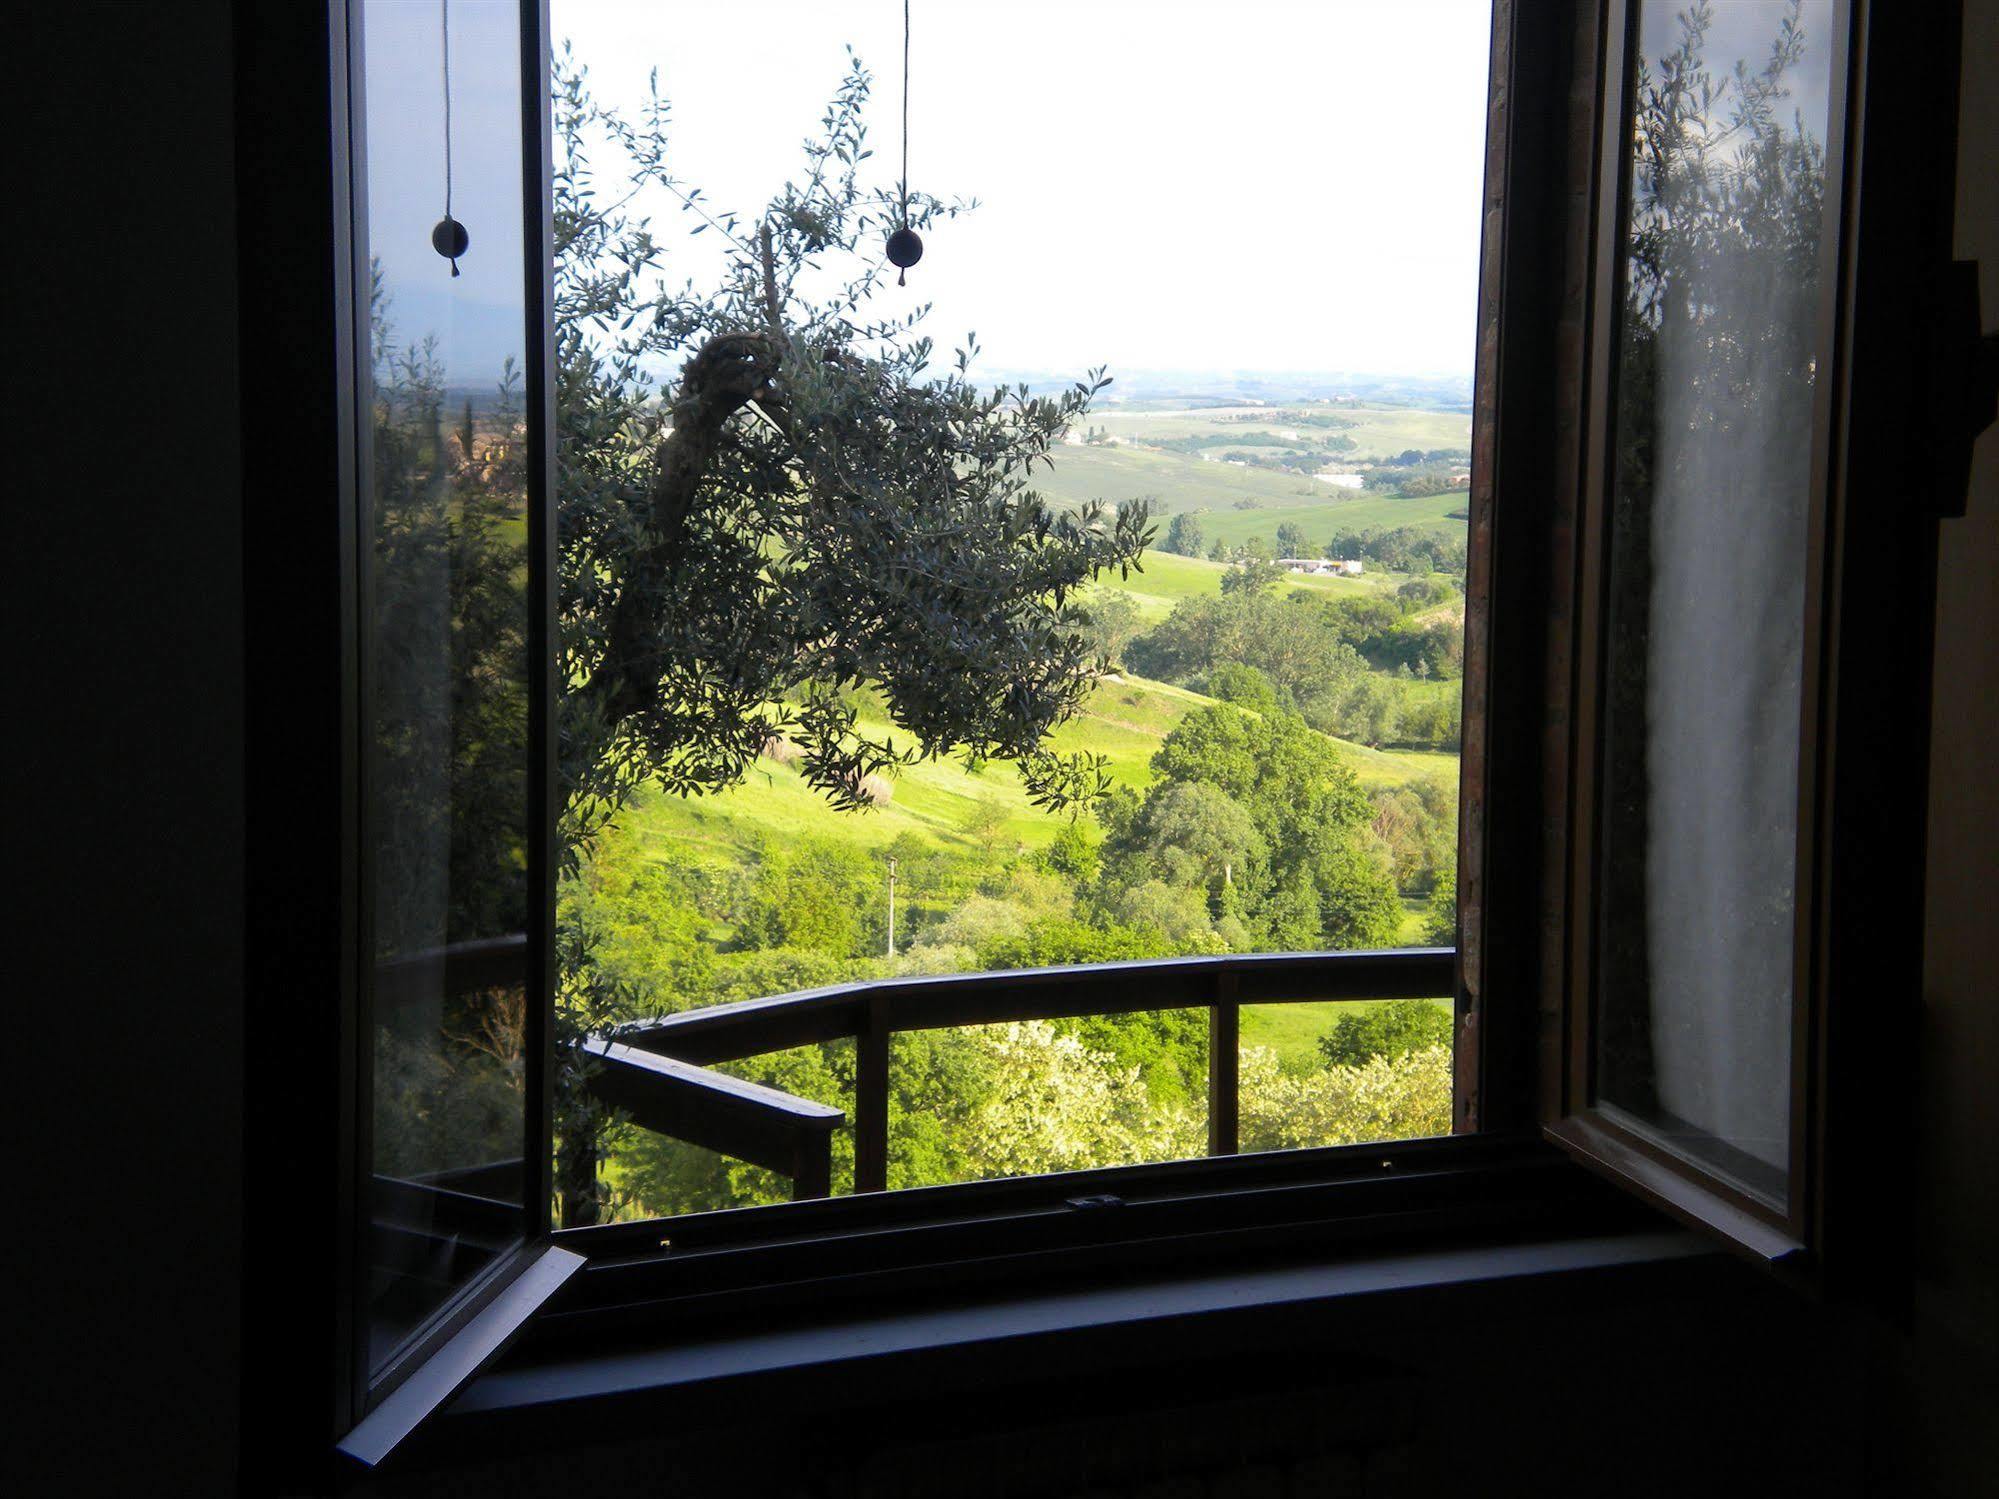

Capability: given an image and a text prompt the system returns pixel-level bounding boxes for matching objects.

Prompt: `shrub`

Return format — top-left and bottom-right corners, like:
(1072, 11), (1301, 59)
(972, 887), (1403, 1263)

(1240, 1043), (1452, 1152)
(1317, 999), (1454, 1068)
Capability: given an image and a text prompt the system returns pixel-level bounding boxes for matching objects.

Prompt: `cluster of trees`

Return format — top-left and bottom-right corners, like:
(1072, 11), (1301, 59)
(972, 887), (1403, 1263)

(1146, 432), (1360, 461)
(1162, 508), (1208, 556)
(1360, 466), (1458, 496)
(1217, 447), (1335, 475)
(1319, 590), (1464, 678)
(1164, 520), (1470, 584)
(1122, 580), (1464, 751)
(1377, 446), (1467, 467)
(1325, 526), (1469, 576)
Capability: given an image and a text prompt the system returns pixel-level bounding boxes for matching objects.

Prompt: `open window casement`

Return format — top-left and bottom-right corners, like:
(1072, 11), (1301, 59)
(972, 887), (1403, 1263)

(335, 0), (574, 1464)
(1542, 0), (1979, 1280)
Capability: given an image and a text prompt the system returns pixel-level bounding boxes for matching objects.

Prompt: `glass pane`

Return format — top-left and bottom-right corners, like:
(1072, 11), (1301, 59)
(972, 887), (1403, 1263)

(1595, 0), (1838, 1201)
(361, 0), (532, 1369)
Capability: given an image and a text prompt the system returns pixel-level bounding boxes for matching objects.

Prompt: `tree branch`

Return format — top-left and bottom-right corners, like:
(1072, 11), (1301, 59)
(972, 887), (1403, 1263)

(583, 330), (779, 729)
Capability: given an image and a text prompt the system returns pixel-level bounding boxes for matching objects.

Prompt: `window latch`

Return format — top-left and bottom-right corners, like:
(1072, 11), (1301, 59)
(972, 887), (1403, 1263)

(1065, 1193), (1125, 1211)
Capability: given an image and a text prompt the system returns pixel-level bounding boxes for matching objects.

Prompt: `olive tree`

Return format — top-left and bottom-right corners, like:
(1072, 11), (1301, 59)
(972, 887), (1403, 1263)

(555, 54), (1151, 840)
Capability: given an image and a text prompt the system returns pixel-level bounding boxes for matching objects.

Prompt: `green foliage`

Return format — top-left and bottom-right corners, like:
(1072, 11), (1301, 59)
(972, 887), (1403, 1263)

(1124, 591), (1368, 703)
(1162, 509), (1207, 557)
(976, 916), (1205, 970)
(1240, 1043), (1452, 1151)
(1073, 585), (1145, 669)
(913, 1021), (1202, 1183)
(1204, 662), (1279, 715)
(1369, 778), (1458, 897)
(1319, 593), (1463, 679)
(1396, 574), (1458, 611)
(737, 837), (887, 959)
(1317, 999), (1454, 1068)
(1325, 525), (1468, 577)
(1040, 819), (1101, 884)
(1100, 703), (1402, 952)
(1423, 869), (1458, 947)
(1220, 557), (1283, 596)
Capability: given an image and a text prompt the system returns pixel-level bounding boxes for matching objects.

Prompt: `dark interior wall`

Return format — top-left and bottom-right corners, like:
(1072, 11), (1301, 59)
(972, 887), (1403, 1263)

(6, 2), (1993, 1495)
(1909, 0), (1999, 1480)
(11, 1), (245, 1492)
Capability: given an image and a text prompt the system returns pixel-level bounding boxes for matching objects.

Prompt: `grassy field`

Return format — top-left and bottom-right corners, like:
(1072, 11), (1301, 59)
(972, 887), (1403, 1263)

(1091, 401), (1471, 460)
(1242, 996), (1453, 1072)
(1036, 442), (1467, 541)
(1034, 400), (1471, 557)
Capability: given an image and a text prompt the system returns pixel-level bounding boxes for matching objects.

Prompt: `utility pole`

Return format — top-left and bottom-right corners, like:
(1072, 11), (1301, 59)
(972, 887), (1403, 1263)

(886, 855), (898, 958)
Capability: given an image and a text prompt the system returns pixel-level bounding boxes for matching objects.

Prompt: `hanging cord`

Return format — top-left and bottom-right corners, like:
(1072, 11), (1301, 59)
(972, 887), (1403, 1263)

(441, 0), (460, 276)
(898, 0), (911, 284)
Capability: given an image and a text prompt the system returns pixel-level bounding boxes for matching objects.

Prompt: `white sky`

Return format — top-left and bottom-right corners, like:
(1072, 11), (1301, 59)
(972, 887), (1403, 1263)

(554, 0), (1495, 379)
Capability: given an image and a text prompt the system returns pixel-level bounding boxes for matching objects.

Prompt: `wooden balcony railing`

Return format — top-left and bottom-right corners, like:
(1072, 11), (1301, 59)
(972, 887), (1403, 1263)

(583, 948), (1457, 1200)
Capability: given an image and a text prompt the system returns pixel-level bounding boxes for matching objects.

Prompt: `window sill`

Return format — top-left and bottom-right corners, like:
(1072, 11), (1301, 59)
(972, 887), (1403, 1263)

(394, 1150), (1739, 1474)
(459, 1226), (1708, 1419)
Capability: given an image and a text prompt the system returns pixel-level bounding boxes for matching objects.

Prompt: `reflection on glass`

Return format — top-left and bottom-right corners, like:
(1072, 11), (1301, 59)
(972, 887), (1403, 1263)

(1596, 0), (1836, 1201)
(362, 0), (530, 1370)
(1241, 999), (1453, 1152)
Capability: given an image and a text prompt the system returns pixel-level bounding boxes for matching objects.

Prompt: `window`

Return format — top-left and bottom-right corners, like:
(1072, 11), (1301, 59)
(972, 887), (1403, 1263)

(234, 0), (1971, 1471)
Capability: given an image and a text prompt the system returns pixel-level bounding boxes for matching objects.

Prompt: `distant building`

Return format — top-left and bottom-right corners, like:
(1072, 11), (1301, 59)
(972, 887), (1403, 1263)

(1276, 557), (1364, 577)
(1314, 471), (1365, 490)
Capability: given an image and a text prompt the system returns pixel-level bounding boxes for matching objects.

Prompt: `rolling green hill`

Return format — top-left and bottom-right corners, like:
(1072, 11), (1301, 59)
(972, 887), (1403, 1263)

(1099, 548), (1391, 623)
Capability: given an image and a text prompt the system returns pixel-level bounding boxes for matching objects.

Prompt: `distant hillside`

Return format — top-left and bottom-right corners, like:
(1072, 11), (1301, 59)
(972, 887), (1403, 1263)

(982, 367), (1475, 411)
